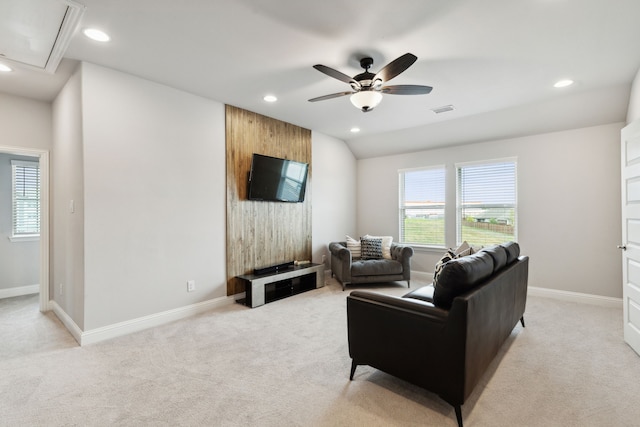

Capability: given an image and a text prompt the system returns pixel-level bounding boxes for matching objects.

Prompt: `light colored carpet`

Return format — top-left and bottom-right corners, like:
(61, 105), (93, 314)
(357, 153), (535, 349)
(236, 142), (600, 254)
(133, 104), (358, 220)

(1, 278), (639, 427)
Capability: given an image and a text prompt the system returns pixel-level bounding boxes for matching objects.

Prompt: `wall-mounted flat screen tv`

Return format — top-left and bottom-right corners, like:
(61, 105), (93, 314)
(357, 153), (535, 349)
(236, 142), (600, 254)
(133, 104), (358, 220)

(248, 154), (309, 202)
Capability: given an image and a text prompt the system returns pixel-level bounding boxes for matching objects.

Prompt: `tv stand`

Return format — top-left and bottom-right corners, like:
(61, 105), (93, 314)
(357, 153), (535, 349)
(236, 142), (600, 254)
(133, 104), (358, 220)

(237, 263), (324, 308)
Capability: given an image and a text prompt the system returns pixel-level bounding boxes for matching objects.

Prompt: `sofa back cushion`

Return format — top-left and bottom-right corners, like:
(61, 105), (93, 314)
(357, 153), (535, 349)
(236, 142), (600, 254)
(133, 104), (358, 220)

(479, 245), (508, 272)
(433, 251), (494, 309)
(501, 241), (520, 264)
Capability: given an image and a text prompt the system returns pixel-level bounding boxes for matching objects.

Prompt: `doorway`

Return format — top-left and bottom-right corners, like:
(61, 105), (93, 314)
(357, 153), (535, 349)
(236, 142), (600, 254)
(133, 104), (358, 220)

(0, 145), (49, 312)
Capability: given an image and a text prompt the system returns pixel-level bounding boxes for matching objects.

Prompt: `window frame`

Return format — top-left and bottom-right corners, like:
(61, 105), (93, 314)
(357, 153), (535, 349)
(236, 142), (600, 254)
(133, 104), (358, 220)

(11, 159), (40, 241)
(455, 157), (518, 247)
(398, 165), (447, 248)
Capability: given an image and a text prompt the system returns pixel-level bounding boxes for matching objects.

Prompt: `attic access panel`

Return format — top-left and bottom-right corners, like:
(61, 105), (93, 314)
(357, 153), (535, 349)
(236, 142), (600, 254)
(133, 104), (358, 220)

(0, 0), (85, 73)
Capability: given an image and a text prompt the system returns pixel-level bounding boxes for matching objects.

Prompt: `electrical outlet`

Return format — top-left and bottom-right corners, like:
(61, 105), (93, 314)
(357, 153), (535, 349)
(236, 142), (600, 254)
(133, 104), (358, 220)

(187, 280), (196, 292)
(322, 254), (326, 263)
(59, 283), (63, 296)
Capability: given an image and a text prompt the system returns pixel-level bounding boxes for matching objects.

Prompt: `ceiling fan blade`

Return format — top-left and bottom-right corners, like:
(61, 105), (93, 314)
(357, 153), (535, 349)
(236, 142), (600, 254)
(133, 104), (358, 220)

(313, 64), (360, 88)
(308, 91), (354, 102)
(373, 53), (418, 83)
(381, 85), (433, 95)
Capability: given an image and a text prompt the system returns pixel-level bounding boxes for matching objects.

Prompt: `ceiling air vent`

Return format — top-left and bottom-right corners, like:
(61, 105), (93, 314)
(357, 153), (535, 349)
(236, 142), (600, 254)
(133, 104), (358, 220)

(0, 0), (85, 73)
(432, 105), (455, 114)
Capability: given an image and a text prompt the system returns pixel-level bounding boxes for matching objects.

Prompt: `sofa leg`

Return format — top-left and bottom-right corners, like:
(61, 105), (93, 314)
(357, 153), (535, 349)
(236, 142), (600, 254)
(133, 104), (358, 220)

(520, 316), (525, 328)
(454, 405), (463, 427)
(407, 280), (410, 288)
(349, 361), (357, 380)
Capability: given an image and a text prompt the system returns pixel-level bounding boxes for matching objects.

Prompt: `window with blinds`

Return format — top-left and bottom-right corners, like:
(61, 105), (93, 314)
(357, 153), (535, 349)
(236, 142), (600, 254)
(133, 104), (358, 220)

(12, 160), (40, 236)
(399, 166), (446, 246)
(456, 159), (516, 246)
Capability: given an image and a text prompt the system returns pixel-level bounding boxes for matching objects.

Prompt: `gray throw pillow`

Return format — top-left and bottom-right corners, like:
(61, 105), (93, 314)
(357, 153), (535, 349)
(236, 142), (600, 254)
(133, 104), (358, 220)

(360, 237), (383, 259)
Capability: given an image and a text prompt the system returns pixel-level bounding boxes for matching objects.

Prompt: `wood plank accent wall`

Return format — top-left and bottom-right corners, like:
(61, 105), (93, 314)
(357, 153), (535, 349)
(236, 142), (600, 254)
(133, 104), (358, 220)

(225, 105), (312, 295)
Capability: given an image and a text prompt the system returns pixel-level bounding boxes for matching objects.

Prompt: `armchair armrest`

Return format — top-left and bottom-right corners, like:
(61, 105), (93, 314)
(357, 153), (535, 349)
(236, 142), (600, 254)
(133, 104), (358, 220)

(329, 241), (352, 286)
(329, 242), (351, 263)
(390, 243), (414, 281)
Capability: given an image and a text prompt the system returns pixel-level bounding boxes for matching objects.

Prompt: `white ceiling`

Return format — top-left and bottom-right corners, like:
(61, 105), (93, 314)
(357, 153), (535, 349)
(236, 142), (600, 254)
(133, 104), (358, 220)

(1, 0), (639, 159)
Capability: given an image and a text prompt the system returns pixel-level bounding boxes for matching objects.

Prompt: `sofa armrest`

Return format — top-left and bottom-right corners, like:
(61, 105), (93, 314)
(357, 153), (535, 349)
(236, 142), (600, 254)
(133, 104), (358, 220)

(347, 290), (453, 390)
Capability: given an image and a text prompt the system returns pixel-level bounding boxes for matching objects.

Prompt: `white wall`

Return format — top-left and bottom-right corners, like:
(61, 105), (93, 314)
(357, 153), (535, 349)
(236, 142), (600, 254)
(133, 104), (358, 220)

(52, 68), (85, 327)
(46, 62), (358, 334)
(358, 123), (623, 298)
(0, 93), (51, 151)
(628, 67), (640, 123)
(311, 131), (357, 269)
(79, 63), (227, 330)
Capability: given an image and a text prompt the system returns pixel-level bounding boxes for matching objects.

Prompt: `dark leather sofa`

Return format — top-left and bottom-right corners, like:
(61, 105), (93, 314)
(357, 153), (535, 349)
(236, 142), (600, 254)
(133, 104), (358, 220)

(346, 242), (528, 427)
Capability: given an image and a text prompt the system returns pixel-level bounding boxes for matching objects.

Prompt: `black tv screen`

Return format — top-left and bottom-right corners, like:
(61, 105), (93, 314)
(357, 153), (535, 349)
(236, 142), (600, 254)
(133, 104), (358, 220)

(248, 154), (309, 202)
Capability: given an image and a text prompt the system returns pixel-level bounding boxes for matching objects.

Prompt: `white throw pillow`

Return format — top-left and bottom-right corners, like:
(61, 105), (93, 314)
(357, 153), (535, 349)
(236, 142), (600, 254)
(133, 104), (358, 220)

(363, 234), (393, 259)
(346, 235), (361, 259)
(454, 241), (472, 257)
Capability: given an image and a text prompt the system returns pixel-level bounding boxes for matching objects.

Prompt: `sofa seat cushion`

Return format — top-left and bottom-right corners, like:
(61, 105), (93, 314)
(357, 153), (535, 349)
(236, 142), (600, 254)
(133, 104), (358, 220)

(351, 259), (403, 277)
(433, 251), (494, 309)
(403, 284), (435, 302)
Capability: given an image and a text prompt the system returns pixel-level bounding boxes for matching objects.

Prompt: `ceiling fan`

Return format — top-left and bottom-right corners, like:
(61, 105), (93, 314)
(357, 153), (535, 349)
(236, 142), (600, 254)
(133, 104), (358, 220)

(309, 53), (432, 112)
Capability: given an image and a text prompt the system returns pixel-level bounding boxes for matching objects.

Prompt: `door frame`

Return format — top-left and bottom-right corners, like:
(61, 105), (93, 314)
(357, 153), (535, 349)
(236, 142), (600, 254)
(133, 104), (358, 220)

(0, 145), (49, 312)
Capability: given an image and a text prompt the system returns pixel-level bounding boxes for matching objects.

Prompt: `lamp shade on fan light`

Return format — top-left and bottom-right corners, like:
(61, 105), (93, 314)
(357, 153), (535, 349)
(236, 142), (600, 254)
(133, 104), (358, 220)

(350, 91), (383, 112)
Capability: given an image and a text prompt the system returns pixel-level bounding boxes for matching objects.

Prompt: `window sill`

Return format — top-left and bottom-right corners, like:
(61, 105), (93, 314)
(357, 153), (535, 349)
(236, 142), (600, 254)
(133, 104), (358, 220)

(9, 235), (40, 242)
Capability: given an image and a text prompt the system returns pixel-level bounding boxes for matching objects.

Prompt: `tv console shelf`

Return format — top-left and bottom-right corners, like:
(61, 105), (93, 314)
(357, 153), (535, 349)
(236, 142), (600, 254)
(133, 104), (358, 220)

(237, 263), (324, 308)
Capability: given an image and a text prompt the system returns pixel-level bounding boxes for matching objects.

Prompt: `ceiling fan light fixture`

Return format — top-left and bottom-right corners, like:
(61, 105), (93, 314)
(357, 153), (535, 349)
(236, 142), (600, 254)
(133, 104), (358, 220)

(350, 91), (382, 112)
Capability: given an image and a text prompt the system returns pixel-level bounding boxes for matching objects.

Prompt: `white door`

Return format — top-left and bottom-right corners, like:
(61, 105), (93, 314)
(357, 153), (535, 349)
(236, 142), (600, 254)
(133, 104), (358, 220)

(621, 119), (640, 356)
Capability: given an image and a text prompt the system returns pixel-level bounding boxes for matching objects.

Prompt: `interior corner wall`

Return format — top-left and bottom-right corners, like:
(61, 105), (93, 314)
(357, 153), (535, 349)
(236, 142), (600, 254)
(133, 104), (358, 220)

(311, 131), (357, 267)
(357, 122), (624, 299)
(52, 66), (85, 328)
(627, 67), (640, 123)
(80, 63), (226, 330)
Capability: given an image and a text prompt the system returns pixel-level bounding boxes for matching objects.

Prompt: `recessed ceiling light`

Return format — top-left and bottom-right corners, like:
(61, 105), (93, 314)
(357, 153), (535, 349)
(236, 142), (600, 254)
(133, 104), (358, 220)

(350, 127), (361, 133)
(554, 79), (574, 88)
(263, 95), (277, 103)
(0, 63), (12, 72)
(83, 28), (110, 42)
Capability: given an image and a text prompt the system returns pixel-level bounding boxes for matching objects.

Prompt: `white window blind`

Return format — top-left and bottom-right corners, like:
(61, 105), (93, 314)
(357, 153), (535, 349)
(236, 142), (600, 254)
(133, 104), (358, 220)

(12, 160), (40, 236)
(456, 160), (516, 246)
(399, 166), (446, 246)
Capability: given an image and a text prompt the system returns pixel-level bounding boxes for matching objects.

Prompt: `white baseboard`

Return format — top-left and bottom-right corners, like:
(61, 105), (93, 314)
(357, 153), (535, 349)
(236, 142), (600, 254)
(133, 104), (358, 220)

(0, 284), (39, 299)
(50, 300), (83, 345)
(49, 295), (239, 346)
(79, 295), (238, 346)
(409, 271), (622, 308)
(527, 286), (622, 308)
